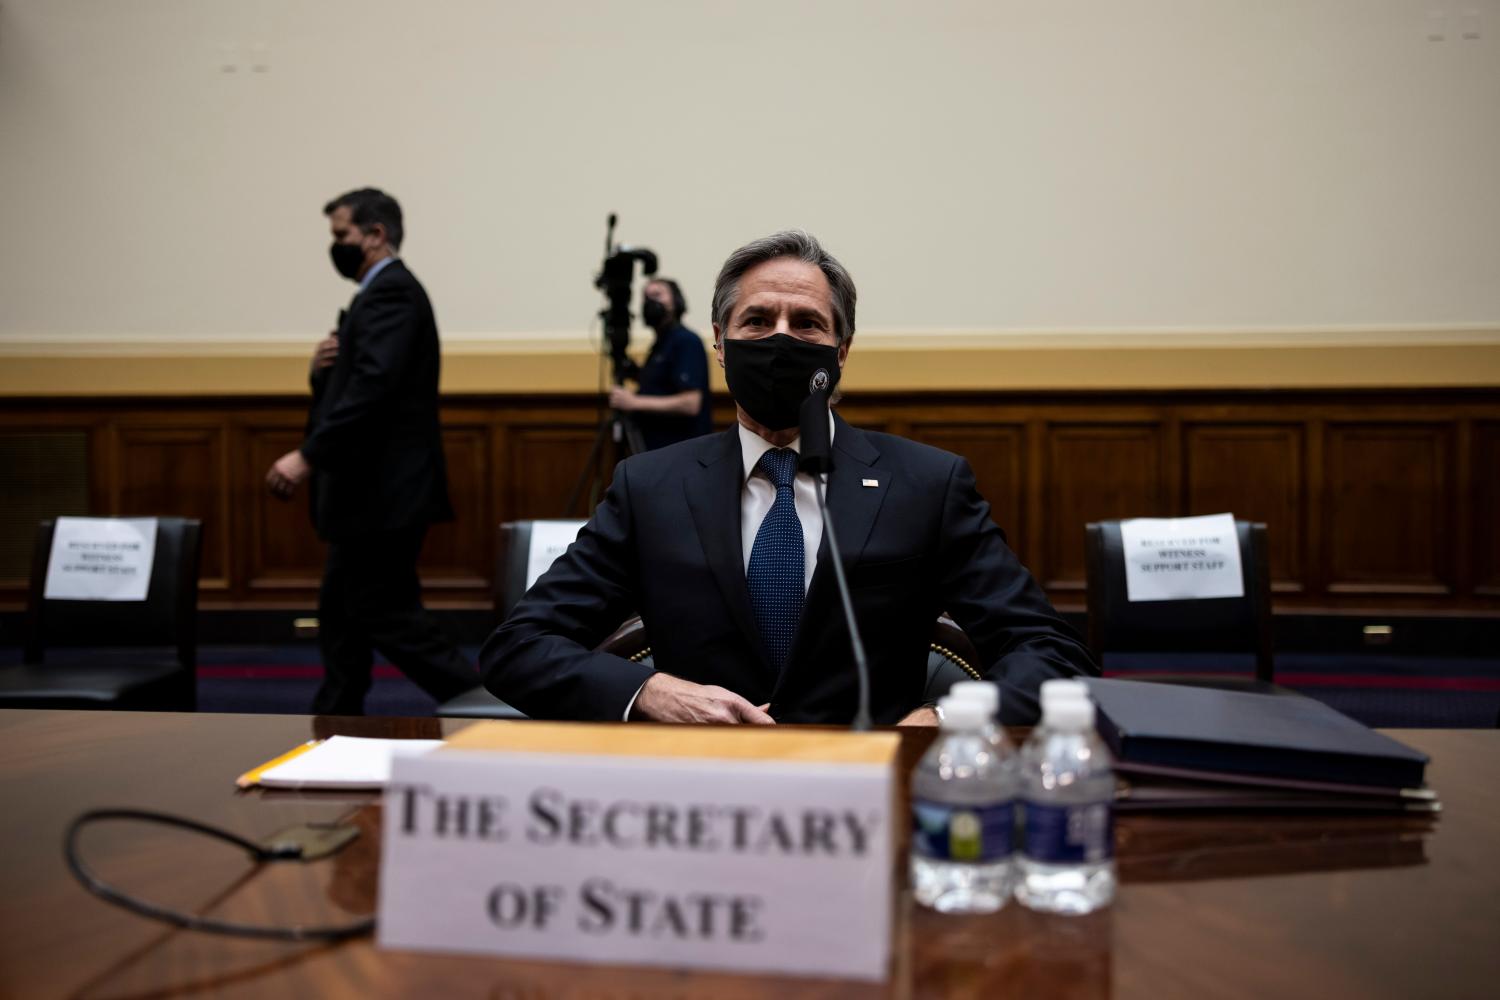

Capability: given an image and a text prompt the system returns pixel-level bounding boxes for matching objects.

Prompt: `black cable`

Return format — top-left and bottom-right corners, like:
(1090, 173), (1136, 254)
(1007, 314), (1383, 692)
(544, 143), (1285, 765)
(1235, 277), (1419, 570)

(64, 808), (374, 942)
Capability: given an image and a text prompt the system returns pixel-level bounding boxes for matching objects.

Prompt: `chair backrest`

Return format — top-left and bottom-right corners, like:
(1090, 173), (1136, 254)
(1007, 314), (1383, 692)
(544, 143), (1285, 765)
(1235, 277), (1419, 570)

(495, 519), (589, 621)
(597, 614), (986, 702)
(1085, 519), (1273, 681)
(596, 616), (651, 663)
(921, 615), (985, 703)
(24, 517), (203, 666)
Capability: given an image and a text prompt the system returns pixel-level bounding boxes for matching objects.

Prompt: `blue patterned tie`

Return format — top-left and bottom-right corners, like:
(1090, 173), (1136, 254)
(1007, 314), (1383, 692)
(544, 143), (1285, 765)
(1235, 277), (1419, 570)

(747, 448), (805, 671)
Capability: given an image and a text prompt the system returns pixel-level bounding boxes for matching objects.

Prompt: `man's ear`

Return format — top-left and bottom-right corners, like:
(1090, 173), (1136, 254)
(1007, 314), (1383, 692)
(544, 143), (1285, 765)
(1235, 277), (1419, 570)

(366, 222), (387, 250)
(713, 324), (725, 367)
(837, 334), (852, 367)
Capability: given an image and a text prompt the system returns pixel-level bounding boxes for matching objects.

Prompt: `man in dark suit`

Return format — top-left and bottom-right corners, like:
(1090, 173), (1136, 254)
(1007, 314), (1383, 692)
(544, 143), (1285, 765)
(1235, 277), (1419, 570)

(482, 231), (1095, 726)
(266, 187), (475, 714)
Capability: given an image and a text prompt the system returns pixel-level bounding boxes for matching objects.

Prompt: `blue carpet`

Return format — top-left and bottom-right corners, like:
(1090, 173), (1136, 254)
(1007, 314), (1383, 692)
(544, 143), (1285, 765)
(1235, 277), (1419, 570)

(192, 643), (483, 717)
(3, 645), (1497, 727)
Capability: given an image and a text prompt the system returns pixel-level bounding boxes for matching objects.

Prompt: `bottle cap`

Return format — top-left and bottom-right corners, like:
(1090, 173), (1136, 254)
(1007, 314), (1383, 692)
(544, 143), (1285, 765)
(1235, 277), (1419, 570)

(1040, 678), (1090, 706)
(947, 680), (999, 716)
(1041, 694), (1095, 731)
(938, 696), (989, 731)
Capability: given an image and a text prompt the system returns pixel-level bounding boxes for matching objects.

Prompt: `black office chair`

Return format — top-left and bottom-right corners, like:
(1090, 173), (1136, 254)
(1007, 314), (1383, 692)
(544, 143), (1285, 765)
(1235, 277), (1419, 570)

(593, 615), (984, 704)
(1085, 518), (1279, 691)
(492, 519), (589, 619)
(923, 615), (984, 701)
(594, 614), (983, 705)
(443, 613), (984, 720)
(438, 519), (588, 720)
(0, 517), (202, 711)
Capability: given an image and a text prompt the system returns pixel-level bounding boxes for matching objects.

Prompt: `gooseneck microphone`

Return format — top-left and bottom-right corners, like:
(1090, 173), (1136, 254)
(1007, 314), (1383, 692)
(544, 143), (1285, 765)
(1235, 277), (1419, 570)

(798, 387), (873, 731)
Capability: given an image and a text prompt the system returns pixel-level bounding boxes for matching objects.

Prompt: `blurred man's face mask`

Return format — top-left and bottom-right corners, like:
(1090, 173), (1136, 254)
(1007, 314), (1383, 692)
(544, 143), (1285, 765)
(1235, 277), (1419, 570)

(722, 334), (841, 431)
(329, 238), (366, 281)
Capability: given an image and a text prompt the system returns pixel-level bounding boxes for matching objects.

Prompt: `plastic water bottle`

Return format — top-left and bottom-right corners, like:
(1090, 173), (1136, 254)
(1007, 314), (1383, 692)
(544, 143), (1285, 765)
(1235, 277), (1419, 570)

(910, 696), (1016, 913)
(946, 679), (1011, 751)
(946, 680), (1023, 892)
(1016, 684), (1117, 913)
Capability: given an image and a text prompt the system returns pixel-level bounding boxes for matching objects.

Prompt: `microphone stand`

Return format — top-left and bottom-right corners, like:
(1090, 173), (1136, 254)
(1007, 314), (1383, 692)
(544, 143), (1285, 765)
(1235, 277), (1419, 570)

(799, 390), (872, 731)
(811, 479), (873, 731)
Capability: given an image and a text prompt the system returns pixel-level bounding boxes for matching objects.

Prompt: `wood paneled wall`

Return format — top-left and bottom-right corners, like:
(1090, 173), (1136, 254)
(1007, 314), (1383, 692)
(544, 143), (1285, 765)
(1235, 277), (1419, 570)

(3, 389), (1497, 613)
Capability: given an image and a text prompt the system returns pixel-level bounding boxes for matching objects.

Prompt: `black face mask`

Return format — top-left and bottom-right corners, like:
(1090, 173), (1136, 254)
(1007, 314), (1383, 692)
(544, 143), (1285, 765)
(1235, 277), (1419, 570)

(329, 241), (365, 281)
(641, 299), (669, 330)
(722, 334), (841, 431)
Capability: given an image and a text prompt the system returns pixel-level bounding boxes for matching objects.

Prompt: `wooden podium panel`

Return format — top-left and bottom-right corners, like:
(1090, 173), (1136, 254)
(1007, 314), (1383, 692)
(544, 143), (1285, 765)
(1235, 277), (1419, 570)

(1, 388), (1498, 614)
(1183, 423), (1305, 591)
(1041, 422), (1167, 593)
(1324, 422), (1455, 594)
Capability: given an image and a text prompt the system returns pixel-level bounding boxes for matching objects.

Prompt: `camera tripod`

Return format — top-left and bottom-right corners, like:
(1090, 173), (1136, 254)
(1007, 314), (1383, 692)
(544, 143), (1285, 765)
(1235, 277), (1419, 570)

(565, 215), (655, 515)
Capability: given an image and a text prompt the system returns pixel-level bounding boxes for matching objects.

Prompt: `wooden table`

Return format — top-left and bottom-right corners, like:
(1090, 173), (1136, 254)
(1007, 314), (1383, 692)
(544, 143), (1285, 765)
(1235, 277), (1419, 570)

(1, 710), (1496, 999)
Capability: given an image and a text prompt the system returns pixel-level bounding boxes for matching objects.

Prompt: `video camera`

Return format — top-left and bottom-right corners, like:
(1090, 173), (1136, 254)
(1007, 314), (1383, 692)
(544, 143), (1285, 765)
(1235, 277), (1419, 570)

(595, 214), (657, 383)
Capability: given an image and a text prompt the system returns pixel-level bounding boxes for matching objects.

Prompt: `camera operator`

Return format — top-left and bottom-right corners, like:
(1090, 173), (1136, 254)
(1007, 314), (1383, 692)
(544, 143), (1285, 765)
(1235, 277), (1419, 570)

(607, 278), (712, 451)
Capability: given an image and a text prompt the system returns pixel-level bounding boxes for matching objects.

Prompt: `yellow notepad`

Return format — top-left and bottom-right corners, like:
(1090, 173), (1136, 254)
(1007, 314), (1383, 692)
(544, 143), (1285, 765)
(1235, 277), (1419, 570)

(237, 736), (444, 790)
(236, 740), (321, 788)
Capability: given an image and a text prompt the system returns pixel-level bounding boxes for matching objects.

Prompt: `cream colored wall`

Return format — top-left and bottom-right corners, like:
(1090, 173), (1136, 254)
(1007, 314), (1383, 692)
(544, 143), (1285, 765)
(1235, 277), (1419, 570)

(1, 0), (1498, 393)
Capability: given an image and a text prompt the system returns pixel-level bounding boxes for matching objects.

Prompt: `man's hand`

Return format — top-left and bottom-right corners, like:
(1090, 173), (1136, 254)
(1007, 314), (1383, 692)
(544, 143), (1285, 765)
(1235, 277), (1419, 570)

(630, 673), (775, 725)
(311, 332), (339, 372)
(608, 386), (640, 412)
(265, 449), (312, 500)
(896, 705), (940, 727)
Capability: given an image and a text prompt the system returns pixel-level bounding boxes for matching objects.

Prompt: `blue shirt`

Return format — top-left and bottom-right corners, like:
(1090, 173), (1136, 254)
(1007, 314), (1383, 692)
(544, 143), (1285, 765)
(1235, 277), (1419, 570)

(635, 323), (712, 450)
(358, 254), (397, 293)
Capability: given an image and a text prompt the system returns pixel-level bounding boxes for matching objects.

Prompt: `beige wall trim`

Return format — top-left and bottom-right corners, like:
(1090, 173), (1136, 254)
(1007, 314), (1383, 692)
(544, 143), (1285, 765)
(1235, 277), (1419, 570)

(3, 324), (1496, 355)
(852, 325), (1500, 350)
(2, 326), (1497, 396)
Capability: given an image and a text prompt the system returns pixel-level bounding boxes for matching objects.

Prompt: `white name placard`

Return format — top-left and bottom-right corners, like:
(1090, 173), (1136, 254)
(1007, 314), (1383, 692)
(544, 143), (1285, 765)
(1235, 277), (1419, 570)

(525, 520), (587, 590)
(378, 748), (893, 980)
(1120, 512), (1244, 602)
(43, 517), (158, 601)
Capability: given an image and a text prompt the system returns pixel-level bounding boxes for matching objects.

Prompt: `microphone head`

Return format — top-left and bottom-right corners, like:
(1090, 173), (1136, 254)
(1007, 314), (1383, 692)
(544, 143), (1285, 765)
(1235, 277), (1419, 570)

(798, 384), (833, 475)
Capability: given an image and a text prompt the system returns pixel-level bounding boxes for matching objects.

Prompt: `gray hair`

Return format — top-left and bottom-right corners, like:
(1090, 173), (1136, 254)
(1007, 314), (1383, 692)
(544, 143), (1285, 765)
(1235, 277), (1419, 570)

(711, 230), (857, 345)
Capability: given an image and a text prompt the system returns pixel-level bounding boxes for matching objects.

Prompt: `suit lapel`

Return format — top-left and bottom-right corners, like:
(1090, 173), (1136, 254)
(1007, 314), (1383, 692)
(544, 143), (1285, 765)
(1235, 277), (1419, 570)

(778, 415), (889, 689)
(819, 415), (888, 574)
(684, 428), (770, 668)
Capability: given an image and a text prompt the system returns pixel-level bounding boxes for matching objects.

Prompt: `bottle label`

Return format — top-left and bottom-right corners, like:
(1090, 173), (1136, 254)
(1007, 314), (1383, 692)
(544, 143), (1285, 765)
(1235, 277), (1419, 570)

(1022, 801), (1114, 864)
(911, 798), (1014, 862)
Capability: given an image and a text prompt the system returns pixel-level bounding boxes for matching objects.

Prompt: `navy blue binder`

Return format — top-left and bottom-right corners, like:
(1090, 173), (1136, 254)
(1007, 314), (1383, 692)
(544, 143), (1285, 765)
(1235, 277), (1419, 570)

(1083, 678), (1430, 790)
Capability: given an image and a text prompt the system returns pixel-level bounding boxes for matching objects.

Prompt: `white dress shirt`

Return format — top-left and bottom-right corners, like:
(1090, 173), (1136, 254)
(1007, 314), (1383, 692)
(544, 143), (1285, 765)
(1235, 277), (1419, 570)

(623, 417), (834, 718)
(736, 421), (829, 590)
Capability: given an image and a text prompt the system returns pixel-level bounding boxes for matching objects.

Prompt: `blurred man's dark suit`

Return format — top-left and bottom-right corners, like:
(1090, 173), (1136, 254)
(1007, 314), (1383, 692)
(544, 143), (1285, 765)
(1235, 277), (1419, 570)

(302, 258), (473, 713)
(483, 413), (1095, 725)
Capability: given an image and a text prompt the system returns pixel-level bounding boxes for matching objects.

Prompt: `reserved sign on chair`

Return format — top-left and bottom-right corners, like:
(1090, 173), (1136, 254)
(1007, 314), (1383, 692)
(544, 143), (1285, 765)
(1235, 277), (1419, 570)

(378, 723), (898, 981)
(43, 517), (158, 602)
(1120, 513), (1244, 603)
(524, 520), (588, 591)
